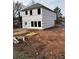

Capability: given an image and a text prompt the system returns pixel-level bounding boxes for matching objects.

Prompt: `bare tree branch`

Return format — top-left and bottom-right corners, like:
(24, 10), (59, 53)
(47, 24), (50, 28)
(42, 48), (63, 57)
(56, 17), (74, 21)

(13, 1), (23, 17)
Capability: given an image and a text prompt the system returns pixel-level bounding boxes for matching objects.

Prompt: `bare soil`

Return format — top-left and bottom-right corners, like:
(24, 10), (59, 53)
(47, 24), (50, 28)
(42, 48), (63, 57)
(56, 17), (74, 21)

(13, 26), (65, 59)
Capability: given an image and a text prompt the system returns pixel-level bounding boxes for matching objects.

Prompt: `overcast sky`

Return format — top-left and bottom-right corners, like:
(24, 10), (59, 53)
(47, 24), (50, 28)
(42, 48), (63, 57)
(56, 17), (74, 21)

(14, 0), (65, 16)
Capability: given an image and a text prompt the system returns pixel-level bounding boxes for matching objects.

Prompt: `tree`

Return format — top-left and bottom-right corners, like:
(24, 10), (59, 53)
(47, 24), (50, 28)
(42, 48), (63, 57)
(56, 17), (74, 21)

(13, 1), (25, 28)
(53, 7), (62, 20)
(13, 1), (23, 18)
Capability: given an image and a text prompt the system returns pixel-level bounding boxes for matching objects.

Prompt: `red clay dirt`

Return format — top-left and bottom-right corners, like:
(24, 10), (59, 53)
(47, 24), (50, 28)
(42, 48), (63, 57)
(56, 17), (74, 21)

(13, 27), (65, 59)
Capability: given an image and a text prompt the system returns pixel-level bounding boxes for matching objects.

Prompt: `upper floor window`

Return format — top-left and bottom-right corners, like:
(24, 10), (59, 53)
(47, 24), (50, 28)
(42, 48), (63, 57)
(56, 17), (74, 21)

(30, 10), (32, 15)
(25, 11), (28, 15)
(38, 8), (41, 14)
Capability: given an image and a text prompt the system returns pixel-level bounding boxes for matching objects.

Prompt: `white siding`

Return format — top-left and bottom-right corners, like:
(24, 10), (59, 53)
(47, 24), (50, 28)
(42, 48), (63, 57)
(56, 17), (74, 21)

(42, 8), (56, 29)
(20, 8), (43, 29)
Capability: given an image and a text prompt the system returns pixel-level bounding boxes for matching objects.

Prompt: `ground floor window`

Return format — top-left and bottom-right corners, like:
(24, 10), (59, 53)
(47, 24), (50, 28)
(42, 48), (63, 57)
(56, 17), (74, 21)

(34, 21), (37, 27)
(38, 21), (41, 27)
(31, 21), (41, 27)
(31, 21), (33, 27)
(25, 22), (27, 25)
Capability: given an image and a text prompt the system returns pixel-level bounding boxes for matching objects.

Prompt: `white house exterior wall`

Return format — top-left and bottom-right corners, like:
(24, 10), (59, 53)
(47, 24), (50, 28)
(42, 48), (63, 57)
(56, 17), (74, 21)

(20, 8), (43, 29)
(42, 8), (56, 29)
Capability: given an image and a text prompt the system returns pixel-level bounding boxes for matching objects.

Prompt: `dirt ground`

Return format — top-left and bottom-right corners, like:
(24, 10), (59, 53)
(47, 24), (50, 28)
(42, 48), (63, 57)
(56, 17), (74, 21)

(13, 26), (65, 59)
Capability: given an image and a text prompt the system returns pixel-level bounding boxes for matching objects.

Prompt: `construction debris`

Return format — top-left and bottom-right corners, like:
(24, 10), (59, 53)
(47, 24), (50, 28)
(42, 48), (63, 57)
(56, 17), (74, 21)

(13, 30), (29, 36)
(25, 32), (38, 37)
(13, 37), (19, 44)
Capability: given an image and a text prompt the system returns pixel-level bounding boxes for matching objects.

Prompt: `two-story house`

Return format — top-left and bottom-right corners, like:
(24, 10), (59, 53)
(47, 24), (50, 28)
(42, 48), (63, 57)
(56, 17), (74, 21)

(20, 3), (56, 29)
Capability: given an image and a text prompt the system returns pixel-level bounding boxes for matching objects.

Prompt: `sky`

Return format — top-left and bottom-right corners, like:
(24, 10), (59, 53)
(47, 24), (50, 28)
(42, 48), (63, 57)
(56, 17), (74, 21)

(14, 0), (65, 16)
